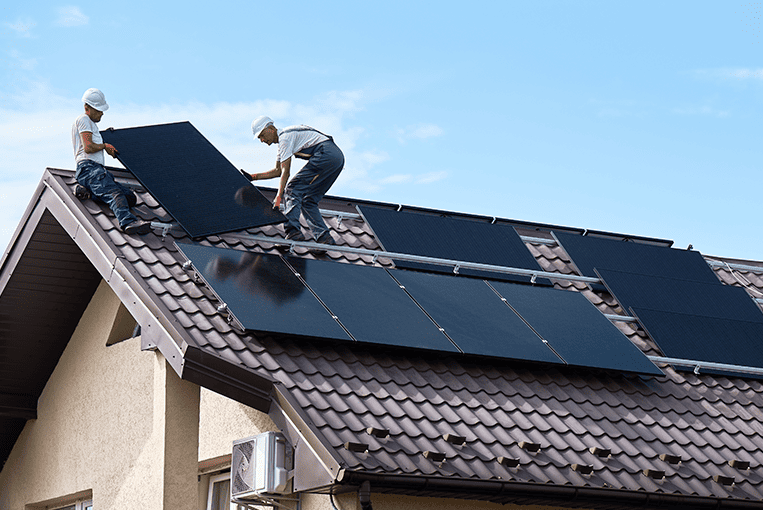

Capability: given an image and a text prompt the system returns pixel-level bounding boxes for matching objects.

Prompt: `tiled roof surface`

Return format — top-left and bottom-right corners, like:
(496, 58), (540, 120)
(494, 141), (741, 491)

(46, 167), (763, 505)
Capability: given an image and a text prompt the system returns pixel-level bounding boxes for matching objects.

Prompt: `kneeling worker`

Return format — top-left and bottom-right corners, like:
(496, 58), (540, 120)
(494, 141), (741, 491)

(245, 116), (344, 244)
(72, 88), (150, 235)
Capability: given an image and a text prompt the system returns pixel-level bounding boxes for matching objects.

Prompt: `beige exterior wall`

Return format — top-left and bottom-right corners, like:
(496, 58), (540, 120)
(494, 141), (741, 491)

(198, 388), (277, 463)
(0, 281), (200, 510)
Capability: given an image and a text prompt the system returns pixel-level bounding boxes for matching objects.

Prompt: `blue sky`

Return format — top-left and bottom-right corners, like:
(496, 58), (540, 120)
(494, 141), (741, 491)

(1, 1), (762, 261)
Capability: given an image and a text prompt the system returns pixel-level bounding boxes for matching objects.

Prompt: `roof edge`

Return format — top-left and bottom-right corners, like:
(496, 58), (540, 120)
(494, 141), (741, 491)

(335, 470), (763, 509)
(181, 345), (273, 412)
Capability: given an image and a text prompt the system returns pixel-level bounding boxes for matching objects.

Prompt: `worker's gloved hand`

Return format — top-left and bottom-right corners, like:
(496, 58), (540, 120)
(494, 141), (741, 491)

(273, 193), (282, 209)
(239, 169), (254, 182)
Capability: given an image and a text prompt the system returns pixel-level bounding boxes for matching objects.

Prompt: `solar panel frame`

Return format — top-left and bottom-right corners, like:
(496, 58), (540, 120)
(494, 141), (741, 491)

(176, 243), (351, 341)
(359, 205), (548, 284)
(102, 122), (286, 238)
(553, 231), (720, 284)
(632, 307), (763, 370)
(293, 257), (460, 353)
(488, 281), (663, 375)
(390, 270), (563, 364)
(595, 268), (763, 323)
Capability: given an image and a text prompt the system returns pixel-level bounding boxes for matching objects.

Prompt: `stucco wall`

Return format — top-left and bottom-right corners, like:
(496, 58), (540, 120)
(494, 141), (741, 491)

(198, 388), (277, 463)
(0, 281), (199, 510)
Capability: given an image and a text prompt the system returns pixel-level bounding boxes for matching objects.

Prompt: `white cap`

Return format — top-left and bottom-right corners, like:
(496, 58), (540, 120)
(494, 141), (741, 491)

(251, 116), (273, 139)
(82, 88), (109, 112)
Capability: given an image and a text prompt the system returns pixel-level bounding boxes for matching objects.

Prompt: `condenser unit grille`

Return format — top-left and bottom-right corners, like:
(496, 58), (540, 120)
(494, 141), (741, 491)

(232, 439), (255, 495)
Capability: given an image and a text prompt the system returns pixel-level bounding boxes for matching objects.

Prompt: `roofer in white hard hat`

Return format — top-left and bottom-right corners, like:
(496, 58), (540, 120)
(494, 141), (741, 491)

(71, 88), (150, 235)
(243, 116), (344, 244)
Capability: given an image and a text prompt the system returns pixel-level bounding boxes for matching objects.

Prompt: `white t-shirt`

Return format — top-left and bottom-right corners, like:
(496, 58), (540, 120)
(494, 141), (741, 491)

(277, 126), (329, 162)
(72, 113), (104, 165)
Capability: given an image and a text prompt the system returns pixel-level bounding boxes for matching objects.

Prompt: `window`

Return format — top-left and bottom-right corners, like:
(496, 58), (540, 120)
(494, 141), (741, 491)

(53, 500), (92, 510)
(206, 473), (249, 510)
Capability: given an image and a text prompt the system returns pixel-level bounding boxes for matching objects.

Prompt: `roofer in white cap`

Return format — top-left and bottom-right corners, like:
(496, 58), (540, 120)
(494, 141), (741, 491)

(244, 116), (344, 244)
(71, 88), (150, 235)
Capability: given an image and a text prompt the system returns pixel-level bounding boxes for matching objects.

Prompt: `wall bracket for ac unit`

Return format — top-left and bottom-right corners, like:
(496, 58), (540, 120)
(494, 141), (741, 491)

(232, 494), (299, 510)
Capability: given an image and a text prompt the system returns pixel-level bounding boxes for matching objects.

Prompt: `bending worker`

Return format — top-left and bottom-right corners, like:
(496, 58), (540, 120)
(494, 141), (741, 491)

(72, 88), (150, 235)
(245, 116), (344, 244)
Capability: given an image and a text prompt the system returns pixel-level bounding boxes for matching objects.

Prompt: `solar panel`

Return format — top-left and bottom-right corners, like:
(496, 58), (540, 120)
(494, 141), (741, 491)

(359, 206), (547, 284)
(390, 270), (563, 363)
(553, 231), (720, 284)
(293, 258), (459, 352)
(632, 307), (763, 370)
(176, 243), (351, 341)
(488, 281), (663, 375)
(595, 268), (763, 323)
(102, 122), (285, 238)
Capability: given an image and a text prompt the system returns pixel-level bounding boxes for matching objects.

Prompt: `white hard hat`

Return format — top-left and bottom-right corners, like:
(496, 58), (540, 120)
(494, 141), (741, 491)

(82, 88), (109, 112)
(251, 116), (274, 139)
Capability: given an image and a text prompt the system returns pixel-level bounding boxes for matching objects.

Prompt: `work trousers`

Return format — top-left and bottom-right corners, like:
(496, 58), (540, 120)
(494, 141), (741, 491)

(75, 160), (138, 229)
(283, 140), (344, 240)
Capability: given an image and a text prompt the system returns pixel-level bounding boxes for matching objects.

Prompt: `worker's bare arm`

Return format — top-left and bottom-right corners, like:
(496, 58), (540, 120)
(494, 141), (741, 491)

(249, 164), (283, 181)
(80, 132), (118, 157)
(273, 158), (291, 208)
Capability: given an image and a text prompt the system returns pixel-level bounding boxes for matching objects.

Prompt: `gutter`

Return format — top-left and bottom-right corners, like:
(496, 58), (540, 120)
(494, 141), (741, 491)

(335, 470), (763, 510)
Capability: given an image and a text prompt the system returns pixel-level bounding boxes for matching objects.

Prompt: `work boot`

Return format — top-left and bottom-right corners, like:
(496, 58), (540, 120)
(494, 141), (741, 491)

(316, 231), (336, 245)
(73, 184), (91, 200)
(284, 230), (306, 242)
(122, 219), (151, 235)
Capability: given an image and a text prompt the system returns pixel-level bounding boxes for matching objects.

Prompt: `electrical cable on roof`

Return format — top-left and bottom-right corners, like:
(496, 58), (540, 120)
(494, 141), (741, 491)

(722, 261), (763, 297)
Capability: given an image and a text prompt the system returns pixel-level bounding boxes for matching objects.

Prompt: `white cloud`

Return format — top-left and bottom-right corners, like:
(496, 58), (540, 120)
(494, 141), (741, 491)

(381, 174), (412, 185)
(691, 67), (763, 82)
(396, 123), (444, 144)
(9, 50), (37, 71)
(728, 68), (763, 80)
(416, 171), (447, 184)
(6, 17), (36, 37)
(55, 6), (89, 27)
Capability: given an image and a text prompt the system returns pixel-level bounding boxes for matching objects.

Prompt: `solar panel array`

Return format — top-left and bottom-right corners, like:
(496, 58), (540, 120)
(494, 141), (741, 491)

(359, 206), (548, 284)
(102, 122), (285, 238)
(555, 232), (763, 375)
(177, 242), (663, 375)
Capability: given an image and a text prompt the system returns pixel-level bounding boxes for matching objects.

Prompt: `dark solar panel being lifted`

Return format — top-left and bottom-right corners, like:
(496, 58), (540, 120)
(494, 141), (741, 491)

(390, 270), (563, 364)
(102, 122), (285, 238)
(177, 243), (351, 341)
(488, 280), (663, 375)
(553, 231), (720, 284)
(359, 205), (547, 284)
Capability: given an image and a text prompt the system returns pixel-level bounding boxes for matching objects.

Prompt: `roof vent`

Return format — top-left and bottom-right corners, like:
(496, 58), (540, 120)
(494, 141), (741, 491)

(423, 451), (446, 463)
(589, 447), (611, 458)
(729, 459), (750, 470)
(497, 457), (520, 468)
(443, 433), (466, 446)
(344, 442), (369, 453)
(660, 453), (682, 465)
(519, 441), (541, 453)
(714, 474), (735, 486)
(642, 469), (665, 480)
(366, 427), (390, 439)
(571, 464), (594, 475)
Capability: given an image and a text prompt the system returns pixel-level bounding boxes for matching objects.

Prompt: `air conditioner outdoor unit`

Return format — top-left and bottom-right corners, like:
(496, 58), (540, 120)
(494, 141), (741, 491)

(232, 432), (293, 499)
